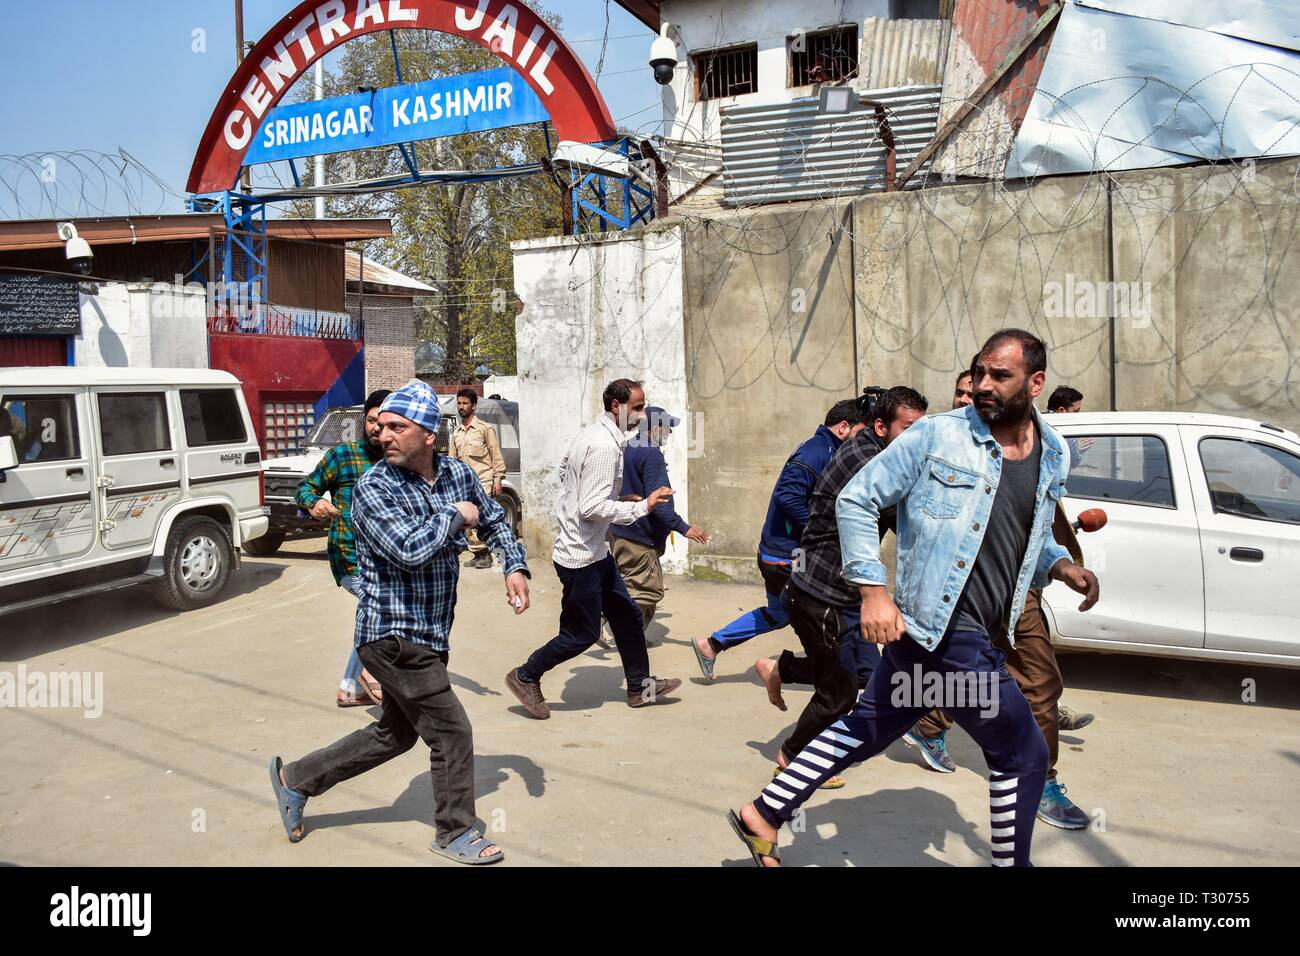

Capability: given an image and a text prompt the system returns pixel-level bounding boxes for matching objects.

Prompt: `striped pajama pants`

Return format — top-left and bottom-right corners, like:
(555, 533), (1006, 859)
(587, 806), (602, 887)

(753, 628), (1049, 866)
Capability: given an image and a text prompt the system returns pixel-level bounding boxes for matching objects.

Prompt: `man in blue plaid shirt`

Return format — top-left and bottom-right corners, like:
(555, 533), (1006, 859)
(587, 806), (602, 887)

(270, 381), (529, 865)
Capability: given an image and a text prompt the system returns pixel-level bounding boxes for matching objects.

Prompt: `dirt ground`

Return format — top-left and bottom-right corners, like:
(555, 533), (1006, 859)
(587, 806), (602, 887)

(2, 537), (1298, 867)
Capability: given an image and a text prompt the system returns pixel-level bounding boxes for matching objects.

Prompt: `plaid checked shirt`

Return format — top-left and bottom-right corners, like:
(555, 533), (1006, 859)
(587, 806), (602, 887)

(352, 455), (529, 651)
(295, 441), (382, 585)
(790, 429), (897, 608)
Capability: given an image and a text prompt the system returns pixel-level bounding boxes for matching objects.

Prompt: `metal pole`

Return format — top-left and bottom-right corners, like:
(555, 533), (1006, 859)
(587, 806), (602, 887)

(235, 0), (251, 193)
(1106, 177), (1117, 411)
(314, 60), (326, 219)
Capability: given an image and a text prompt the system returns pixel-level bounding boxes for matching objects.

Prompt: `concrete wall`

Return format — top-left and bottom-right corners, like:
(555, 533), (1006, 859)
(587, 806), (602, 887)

(511, 226), (691, 571)
(682, 199), (861, 580)
(513, 157), (1300, 582)
(852, 159), (1300, 432)
(853, 172), (1112, 409)
(74, 282), (207, 370)
(1111, 161), (1300, 427)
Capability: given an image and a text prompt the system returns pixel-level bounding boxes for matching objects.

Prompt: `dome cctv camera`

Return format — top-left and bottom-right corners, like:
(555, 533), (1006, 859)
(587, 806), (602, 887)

(649, 24), (677, 86)
(57, 222), (93, 276)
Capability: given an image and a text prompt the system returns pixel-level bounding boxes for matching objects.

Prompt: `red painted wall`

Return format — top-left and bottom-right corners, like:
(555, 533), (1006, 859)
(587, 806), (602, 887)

(208, 333), (363, 448)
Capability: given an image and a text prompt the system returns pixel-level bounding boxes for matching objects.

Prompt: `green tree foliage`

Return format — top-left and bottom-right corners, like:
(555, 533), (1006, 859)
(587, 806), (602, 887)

(283, 19), (569, 380)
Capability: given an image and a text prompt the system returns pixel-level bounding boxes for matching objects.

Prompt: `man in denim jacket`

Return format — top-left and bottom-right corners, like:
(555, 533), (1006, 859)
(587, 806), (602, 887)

(728, 329), (1099, 868)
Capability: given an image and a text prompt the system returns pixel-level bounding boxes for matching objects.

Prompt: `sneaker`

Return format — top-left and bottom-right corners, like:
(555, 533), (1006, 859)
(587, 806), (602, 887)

(1038, 778), (1090, 830)
(902, 726), (957, 773)
(505, 668), (550, 719)
(1058, 703), (1095, 731)
(469, 552), (493, 569)
(627, 676), (682, 708)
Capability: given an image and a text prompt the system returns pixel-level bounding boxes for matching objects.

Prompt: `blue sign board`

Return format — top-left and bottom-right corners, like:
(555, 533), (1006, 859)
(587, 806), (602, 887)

(245, 66), (548, 166)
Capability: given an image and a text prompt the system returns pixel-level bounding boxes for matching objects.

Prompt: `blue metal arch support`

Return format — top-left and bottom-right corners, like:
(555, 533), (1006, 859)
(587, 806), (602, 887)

(570, 138), (657, 236)
(193, 191), (269, 316)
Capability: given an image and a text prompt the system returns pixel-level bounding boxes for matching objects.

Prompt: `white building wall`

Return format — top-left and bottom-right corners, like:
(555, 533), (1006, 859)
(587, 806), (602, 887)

(138, 285), (208, 368)
(658, 0), (891, 147)
(73, 282), (207, 369)
(511, 225), (691, 572)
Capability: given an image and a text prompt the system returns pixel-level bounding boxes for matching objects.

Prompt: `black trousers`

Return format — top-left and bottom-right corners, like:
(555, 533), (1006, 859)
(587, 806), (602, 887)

(781, 585), (877, 763)
(283, 637), (476, 848)
(517, 555), (650, 691)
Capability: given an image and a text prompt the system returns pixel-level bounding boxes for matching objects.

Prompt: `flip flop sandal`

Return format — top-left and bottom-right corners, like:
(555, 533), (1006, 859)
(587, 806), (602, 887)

(269, 756), (308, 843)
(691, 639), (717, 682)
(773, 766), (845, 790)
(727, 809), (780, 867)
(358, 671), (383, 705)
(337, 690), (371, 707)
(430, 827), (504, 866)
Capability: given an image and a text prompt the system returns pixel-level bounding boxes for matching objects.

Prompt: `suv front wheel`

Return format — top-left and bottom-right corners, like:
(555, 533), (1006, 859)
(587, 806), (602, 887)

(156, 516), (234, 610)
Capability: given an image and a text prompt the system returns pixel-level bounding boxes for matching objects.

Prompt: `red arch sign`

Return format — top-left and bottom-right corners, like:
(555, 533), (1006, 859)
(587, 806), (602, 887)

(187, 0), (617, 194)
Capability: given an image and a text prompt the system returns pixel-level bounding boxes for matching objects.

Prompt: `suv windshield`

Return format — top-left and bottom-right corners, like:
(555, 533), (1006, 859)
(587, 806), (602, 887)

(306, 408), (364, 449)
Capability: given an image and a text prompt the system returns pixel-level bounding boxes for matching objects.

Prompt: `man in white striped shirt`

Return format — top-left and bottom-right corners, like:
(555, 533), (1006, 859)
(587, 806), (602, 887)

(506, 379), (683, 718)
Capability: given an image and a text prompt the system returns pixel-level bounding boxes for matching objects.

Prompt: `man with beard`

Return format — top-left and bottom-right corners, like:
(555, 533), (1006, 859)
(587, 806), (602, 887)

(506, 379), (682, 718)
(726, 329), (1099, 867)
(450, 389), (507, 570)
(296, 389), (390, 707)
(903, 377), (1096, 828)
(271, 380), (529, 863)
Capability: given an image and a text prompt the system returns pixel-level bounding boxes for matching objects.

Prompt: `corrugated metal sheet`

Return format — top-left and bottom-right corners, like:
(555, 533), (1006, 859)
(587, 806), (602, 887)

(1006, 1), (1300, 178)
(858, 16), (952, 89)
(934, 0), (1061, 178)
(719, 85), (942, 207)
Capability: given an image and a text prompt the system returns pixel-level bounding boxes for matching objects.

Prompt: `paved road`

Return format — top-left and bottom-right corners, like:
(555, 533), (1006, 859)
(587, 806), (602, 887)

(2, 538), (1297, 866)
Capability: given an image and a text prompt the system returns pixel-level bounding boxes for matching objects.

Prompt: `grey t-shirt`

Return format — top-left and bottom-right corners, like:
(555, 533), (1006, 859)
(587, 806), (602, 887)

(951, 431), (1042, 638)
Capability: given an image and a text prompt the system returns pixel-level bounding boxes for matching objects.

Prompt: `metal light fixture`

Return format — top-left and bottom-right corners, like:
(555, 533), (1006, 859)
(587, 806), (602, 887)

(819, 85), (854, 114)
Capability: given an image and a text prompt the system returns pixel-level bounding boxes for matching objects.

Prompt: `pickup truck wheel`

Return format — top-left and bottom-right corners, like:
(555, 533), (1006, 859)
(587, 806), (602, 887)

(242, 530), (285, 557)
(156, 516), (234, 611)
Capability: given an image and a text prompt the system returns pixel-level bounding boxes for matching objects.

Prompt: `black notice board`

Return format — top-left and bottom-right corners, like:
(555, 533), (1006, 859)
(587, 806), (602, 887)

(0, 273), (82, 336)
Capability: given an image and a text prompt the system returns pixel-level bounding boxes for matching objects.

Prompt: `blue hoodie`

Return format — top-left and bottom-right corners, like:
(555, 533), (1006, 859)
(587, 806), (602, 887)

(610, 442), (691, 552)
(758, 424), (844, 561)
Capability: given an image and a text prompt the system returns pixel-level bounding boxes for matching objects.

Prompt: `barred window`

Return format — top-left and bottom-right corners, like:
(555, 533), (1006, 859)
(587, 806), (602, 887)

(694, 44), (758, 100)
(789, 25), (859, 87)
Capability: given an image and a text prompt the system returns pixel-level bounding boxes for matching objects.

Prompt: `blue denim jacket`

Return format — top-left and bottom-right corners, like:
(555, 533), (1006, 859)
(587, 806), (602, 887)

(835, 406), (1071, 650)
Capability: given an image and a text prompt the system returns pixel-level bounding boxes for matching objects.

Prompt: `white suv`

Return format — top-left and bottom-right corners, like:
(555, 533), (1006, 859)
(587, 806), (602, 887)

(0, 368), (268, 615)
(1042, 412), (1300, 668)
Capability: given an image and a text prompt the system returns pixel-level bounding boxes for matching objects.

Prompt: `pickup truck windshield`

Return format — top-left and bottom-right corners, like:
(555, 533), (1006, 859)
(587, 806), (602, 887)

(306, 408), (364, 449)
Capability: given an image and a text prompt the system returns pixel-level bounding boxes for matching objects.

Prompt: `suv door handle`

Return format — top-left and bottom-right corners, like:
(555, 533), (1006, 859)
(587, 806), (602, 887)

(66, 467), (84, 479)
(160, 458), (175, 468)
(1229, 547), (1264, 562)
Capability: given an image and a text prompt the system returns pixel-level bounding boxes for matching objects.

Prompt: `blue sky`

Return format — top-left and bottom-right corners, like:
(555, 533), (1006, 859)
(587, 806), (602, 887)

(0, 0), (661, 216)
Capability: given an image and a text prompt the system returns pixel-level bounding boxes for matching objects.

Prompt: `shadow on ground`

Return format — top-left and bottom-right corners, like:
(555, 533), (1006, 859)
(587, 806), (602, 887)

(0, 562), (288, 662)
(298, 754), (546, 838)
(1059, 651), (1300, 709)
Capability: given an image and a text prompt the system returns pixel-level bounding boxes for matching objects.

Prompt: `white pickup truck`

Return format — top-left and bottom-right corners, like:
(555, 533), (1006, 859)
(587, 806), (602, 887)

(1042, 412), (1300, 669)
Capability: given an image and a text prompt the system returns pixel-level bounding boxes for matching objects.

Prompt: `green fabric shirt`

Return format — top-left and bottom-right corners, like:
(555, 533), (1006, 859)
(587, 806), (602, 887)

(295, 441), (382, 584)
